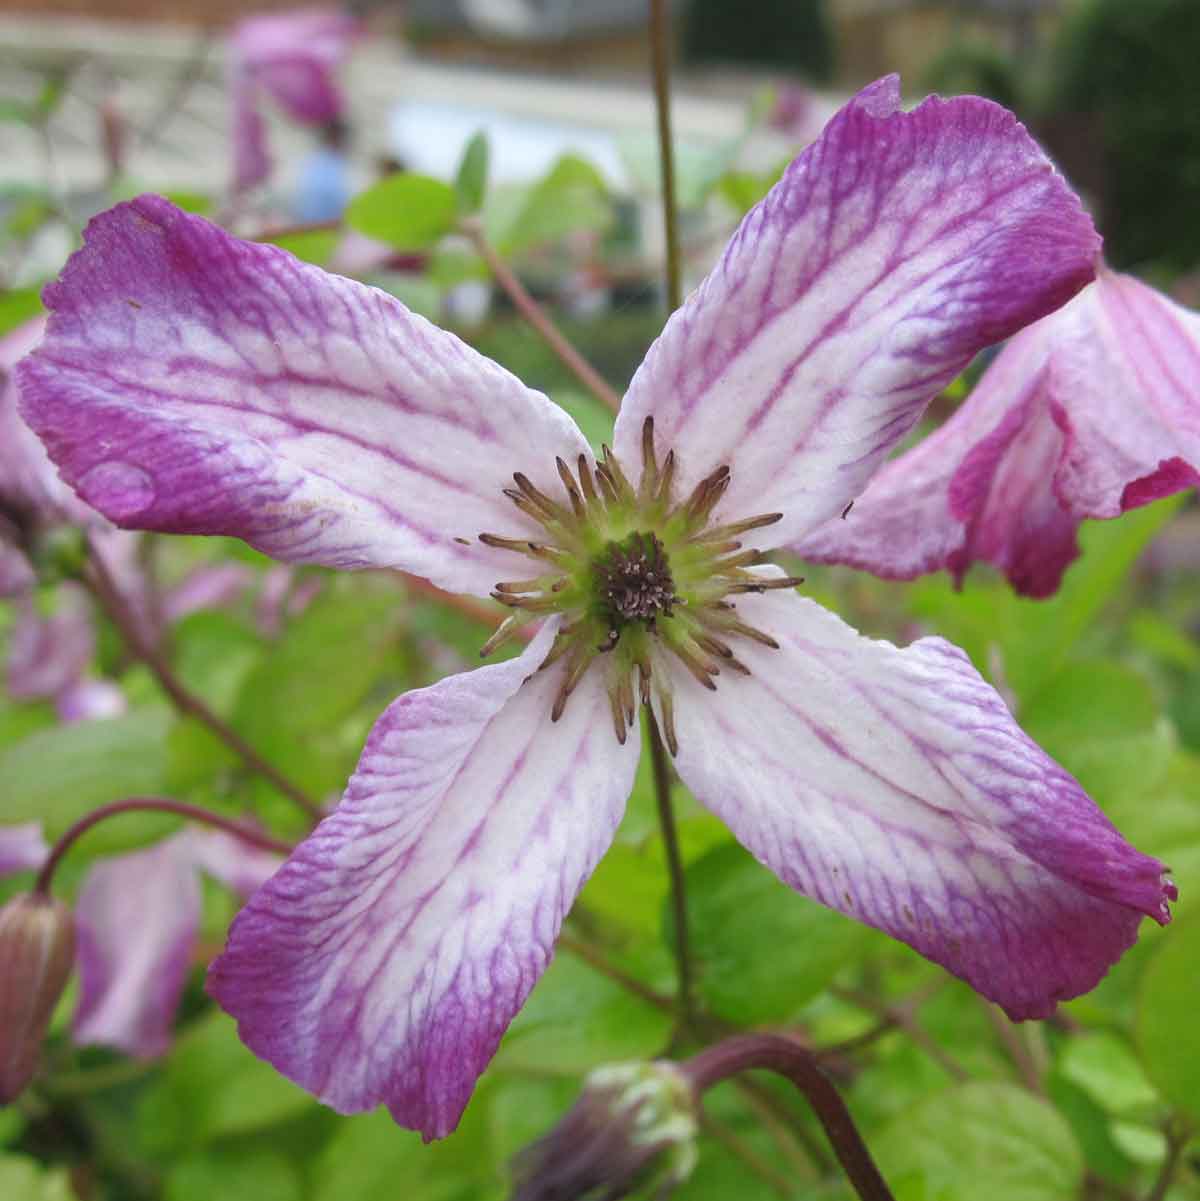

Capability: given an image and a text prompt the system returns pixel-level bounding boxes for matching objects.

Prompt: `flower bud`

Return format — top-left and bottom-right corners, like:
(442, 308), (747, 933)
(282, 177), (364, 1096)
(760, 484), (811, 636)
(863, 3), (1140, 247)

(511, 1061), (699, 1201)
(0, 893), (75, 1103)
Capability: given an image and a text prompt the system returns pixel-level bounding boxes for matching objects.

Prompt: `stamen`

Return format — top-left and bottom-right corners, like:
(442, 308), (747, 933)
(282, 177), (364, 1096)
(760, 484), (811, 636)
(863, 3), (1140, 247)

(555, 457), (586, 520)
(710, 549), (767, 574)
(690, 472), (730, 524)
(727, 620), (780, 650)
(600, 444), (636, 504)
(637, 654), (652, 705)
(490, 592), (561, 612)
(617, 671), (635, 728)
(688, 512), (783, 544)
(693, 633), (734, 660)
(551, 651), (592, 722)
(577, 455), (599, 508)
(639, 416), (659, 504)
(666, 639), (720, 690)
(657, 689), (679, 757)
(514, 473), (567, 522)
(727, 575), (805, 594)
(593, 465), (620, 506)
(479, 614), (524, 658)
(607, 685), (628, 745)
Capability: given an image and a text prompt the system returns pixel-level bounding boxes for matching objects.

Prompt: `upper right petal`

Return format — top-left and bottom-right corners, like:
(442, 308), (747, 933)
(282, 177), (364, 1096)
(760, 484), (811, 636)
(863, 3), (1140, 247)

(17, 196), (589, 598)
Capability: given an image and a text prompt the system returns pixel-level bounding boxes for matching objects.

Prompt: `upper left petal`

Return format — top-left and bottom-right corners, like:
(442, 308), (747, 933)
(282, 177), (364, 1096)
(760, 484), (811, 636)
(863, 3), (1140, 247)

(615, 76), (1098, 545)
(208, 624), (638, 1139)
(662, 592), (1174, 1020)
(18, 196), (589, 597)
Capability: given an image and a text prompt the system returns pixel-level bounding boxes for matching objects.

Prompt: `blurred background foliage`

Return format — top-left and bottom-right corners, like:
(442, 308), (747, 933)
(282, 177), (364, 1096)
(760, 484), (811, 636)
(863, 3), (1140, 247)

(2, 0), (1200, 1198)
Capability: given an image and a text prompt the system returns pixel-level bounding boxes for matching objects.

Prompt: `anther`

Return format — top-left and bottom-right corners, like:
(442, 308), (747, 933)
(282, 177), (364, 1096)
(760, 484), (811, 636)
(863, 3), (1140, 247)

(727, 575), (805, 594)
(555, 458), (586, 520)
(551, 652), (592, 722)
(657, 690), (679, 757)
(479, 614), (524, 658)
(577, 455), (599, 507)
(639, 417), (659, 503)
(655, 450), (676, 507)
(600, 445), (635, 503)
(688, 512), (783, 544)
(513, 473), (566, 522)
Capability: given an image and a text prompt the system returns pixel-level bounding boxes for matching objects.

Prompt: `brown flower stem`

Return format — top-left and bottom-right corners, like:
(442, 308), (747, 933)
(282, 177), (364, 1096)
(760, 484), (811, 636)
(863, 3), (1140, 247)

(684, 1033), (896, 1201)
(832, 984), (968, 1083)
(649, 0), (682, 313)
(646, 705), (698, 1035)
(84, 539), (321, 819)
(458, 217), (622, 414)
(557, 932), (675, 1013)
(1145, 1117), (1194, 1201)
(979, 998), (1044, 1095)
(33, 796), (294, 897)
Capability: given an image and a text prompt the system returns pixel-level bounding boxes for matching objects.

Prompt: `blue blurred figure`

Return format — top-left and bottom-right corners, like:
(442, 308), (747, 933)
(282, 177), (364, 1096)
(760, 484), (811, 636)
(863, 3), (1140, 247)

(293, 118), (351, 223)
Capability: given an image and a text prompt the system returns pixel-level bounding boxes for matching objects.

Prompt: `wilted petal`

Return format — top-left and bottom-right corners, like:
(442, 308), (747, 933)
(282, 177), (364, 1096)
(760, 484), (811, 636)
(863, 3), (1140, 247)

(798, 271), (1200, 596)
(182, 827), (282, 897)
(208, 623), (638, 1138)
(73, 838), (201, 1057)
(660, 591), (1174, 1020)
(616, 76), (1099, 546)
(18, 196), (589, 597)
(7, 585), (93, 702)
(0, 825), (48, 877)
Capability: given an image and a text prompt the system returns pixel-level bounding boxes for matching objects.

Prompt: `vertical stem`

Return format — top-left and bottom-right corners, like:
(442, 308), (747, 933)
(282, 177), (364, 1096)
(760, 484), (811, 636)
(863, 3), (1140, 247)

(646, 706), (696, 1032)
(460, 219), (622, 414)
(649, 0), (683, 312)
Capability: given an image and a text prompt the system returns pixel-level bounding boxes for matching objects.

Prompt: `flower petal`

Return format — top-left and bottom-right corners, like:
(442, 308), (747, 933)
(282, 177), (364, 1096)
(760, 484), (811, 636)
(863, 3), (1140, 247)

(18, 196), (590, 598)
(797, 272), (1200, 596)
(7, 585), (94, 702)
(615, 76), (1099, 545)
(659, 591), (1174, 1019)
(55, 678), (127, 724)
(208, 624), (638, 1138)
(183, 827), (282, 898)
(0, 824), (48, 877)
(74, 838), (201, 1057)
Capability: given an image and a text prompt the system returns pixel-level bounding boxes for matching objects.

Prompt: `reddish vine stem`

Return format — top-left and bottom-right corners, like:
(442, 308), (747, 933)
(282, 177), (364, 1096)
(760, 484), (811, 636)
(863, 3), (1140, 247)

(84, 539), (321, 819)
(684, 1033), (896, 1201)
(649, 0), (682, 313)
(459, 217), (622, 414)
(33, 796), (294, 897)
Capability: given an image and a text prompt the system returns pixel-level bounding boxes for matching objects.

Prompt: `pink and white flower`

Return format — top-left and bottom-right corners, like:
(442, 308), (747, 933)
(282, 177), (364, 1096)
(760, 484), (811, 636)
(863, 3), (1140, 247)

(795, 269), (1200, 596)
(228, 6), (362, 195)
(17, 78), (1174, 1140)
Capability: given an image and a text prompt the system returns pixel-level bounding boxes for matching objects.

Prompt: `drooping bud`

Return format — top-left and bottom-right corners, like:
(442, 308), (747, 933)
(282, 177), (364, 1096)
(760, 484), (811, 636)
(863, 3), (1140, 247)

(0, 893), (75, 1103)
(510, 1061), (699, 1201)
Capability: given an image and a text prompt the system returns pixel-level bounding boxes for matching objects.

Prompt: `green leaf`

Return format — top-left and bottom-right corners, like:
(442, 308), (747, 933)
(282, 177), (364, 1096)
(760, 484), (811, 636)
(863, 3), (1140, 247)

(1057, 1031), (1159, 1115)
(872, 1082), (1085, 1201)
(0, 98), (31, 124)
(717, 168), (778, 216)
(160, 190), (214, 216)
(494, 154), (611, 256)
(0, 709), (174, 847)
(138, 1010), (311, 1151)
(455, 130), (490, 215)
(0, 1155), (72, 1201)
(682, 840), (867, 1024)
(263, 226), (339, 266)
(1137, 912), (1200, 1123)
(494, 952), (672, 1075)
(346, 172), (458, 251)
(165, 1148), (301, 1201)
(0, 286), (43, 336)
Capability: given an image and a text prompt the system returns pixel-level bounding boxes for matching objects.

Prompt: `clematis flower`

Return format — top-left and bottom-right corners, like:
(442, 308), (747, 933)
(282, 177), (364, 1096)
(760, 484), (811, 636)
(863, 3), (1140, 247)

(71, 827), (281, 1058)
(794, 269), (1200, 597)
(228, 6), (362, 196)
(18, 77), (1176, 1139)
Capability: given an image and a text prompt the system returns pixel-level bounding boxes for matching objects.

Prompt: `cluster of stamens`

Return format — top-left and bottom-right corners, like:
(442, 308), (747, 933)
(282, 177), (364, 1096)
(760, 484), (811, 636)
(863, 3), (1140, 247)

(478, 417), (803, 754)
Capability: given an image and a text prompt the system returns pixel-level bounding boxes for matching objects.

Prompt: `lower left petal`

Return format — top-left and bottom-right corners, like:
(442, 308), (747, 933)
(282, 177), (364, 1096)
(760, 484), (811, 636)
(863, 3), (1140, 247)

(74, 837), (201, 1057)
(208, 627), (638, 1139)
(662, 592), (1174, 1020)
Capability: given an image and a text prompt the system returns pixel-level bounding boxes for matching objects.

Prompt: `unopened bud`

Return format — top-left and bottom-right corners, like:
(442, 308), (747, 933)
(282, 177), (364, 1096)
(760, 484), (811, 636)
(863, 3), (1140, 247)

(511, 1060), (699, 1201)
(0, 893), (75, 1103)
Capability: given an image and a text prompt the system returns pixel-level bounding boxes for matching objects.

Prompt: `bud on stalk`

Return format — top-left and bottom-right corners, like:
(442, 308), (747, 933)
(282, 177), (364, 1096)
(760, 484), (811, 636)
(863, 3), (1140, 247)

(0, 893), (75, 1103)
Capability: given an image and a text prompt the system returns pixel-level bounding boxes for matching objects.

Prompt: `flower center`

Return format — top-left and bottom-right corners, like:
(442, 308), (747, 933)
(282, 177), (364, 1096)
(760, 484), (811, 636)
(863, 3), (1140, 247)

(477, 417), (802, 753)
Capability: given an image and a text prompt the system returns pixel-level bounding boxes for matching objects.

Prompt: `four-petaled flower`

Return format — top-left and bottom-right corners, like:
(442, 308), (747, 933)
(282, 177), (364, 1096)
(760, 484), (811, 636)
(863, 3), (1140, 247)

(795, 268), (1200, 596)
(18, 77), (1176, 1140)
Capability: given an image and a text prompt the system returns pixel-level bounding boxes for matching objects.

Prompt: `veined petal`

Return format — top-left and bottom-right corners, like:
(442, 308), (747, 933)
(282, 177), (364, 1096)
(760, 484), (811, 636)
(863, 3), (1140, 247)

(18, 196), (590, 598)
(660, 592), (1174, 1020)
(74, 837), (201, 1057)
(208, 623), (638, 1138)
(615, 76), (1099, 546)
(182, 827), (282, 898)
(0, 824), (48, 877)
(798, 272), (1200, 596)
